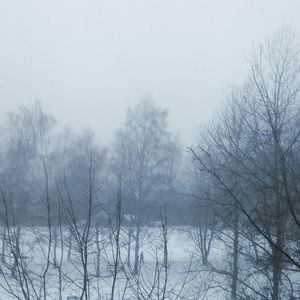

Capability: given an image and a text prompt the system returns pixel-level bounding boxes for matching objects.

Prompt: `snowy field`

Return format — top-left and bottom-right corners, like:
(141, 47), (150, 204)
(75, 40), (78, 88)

(0, 226), (299, 300)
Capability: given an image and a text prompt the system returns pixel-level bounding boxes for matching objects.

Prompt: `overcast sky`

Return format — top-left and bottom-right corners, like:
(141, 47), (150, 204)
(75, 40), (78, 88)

(0, 0), (300, 146)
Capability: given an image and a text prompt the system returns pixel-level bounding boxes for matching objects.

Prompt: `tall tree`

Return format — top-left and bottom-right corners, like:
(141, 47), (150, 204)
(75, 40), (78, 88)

(0, 101), (56, 223)
(112, 98), (180, 274)
(190, 29), (300, 299)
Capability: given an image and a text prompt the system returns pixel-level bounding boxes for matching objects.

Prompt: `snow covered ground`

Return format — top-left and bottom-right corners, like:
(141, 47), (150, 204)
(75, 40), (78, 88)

(0, 226), (299, 299)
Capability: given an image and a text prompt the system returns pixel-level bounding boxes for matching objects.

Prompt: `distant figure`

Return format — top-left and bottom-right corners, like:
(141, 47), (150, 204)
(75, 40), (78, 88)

(139, 251), (144, 265)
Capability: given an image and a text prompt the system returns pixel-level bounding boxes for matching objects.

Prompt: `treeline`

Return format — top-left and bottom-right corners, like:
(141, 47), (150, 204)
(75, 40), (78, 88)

(0, 99), (192, 226)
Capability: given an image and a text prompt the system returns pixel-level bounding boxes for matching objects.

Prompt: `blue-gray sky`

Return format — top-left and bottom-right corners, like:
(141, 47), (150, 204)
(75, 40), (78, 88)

(0, 0), (299, 145)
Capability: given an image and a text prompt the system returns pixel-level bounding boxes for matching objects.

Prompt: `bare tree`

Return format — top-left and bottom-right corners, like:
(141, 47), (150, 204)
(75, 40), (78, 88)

(112, 98), (180, 275)
(190, 29), (300, 299)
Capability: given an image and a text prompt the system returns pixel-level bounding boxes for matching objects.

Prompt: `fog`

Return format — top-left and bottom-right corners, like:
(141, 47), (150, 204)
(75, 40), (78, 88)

(1, 2), (300, 300)
(1, 0), (299, 144)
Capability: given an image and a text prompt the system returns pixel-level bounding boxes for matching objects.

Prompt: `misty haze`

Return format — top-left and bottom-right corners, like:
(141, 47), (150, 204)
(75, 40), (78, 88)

(1, 1), (300, 300)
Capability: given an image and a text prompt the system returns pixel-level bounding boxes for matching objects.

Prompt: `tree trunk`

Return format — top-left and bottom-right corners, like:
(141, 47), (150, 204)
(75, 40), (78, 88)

(2, 226), (6, 263)
(231, 206), (239, 300)
(127, 225), (132, 268)
(134, 224), (140, 275)
(67, 228), (72, 260)
(96, 226), (100, 277)
(53, 226), (58, 266)
(271, 219), (285, 300)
